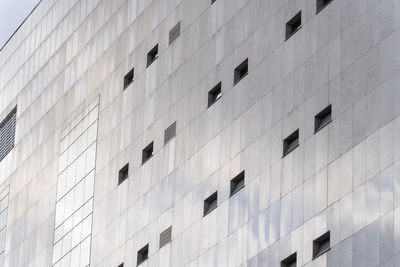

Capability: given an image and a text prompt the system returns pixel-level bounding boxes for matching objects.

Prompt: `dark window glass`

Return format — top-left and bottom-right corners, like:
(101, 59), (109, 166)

(234, 58), (248, 85)
(118, 163), (129, 185)
(142, 142), (154, 164)
(169, 22), (181, 44)
(313, 231), (330, 259)
(281, 252), (297, 267)
(314, 105), (332, 133)
(147, 44), (159, 67)
(286, 11), (302, 40)
(230, 171), (245, 196)
(317, 0), (333, 13)
(203, 191), (218, 216)
(0, 106), (17, 161)
(123, 68), (134, 90)
(118, 264), (124, 267)
(283, 129), (299, 157)
(208, 82), (222, 107)
(211, 0), (216, 4)
(137, 244), (149, 266)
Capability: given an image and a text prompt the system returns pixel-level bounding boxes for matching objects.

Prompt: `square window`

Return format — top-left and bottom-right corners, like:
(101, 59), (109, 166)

(159, 226), (172, 248)
(147, 44), (158, 67)
(208, 82), (222, 108)
(283, 129), (299, 157)
(317, 0), (333, 13)
(314, 105), (332, 133)
(164, 121), (176, 145)
(118, 163), (129, 185)
(137, 244), (149, 266)
(142, 142), (154, 164)
(313, 231), (330, 259)
(169, 22), (181, 44)
(281, 252), (297, 267)
(286, 11), (302, 40)
(234, 58), (248, 85)
(123, 68), (134, 90)
(203, 191), (218, 216)
(230, 171), (245, 196)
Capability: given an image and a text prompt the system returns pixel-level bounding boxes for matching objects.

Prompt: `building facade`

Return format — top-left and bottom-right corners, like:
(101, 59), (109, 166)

(0, 0), (399, 266)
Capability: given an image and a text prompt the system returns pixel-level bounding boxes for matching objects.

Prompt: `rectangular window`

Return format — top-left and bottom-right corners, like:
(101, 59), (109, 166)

(159, 226), (172, 248)
(313, 231), (330, 259)
(208, 82), (222, 108)
(317, 0), (333, 13)
(164, 121), (176, 145)
(234, 58), (248, 85)
(203, 191), (218, 216)
(118, 163), (129, 185)
(118, 264), (124, 267)
(147, 44), (159, 67)
(281, 252), (297, 267)
(137, 244), (149, 266)
(124, 68), (134, 90)
(142, 141), (154, 164)
(211, 0), (216, 4)
(283, 129), (299, 157)
(230, 171), (245, 196)
(314, 105), (332, 133)
(286, 11), (302, 40)
(169, 22), (181, 44)
(0, 107), (17, 161)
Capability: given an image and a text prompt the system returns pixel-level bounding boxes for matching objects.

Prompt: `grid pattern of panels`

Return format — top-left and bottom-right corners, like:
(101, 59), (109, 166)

(0, 107), (16, 161)
(52, 99), (99, 267)
(0, 189), (8, 267)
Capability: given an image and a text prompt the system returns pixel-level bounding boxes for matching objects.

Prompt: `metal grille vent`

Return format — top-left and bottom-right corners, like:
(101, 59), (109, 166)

(169, 22), (181, 44)
(159, 226), (172, 248)
(0, 107), (16, 161)
(164, 121), (176, 145)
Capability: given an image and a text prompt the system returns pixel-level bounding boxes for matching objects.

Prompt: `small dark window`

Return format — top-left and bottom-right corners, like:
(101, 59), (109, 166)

(118, 163), (129, 185)
(147, 44), (159, 67)
(317, 0), (333, 13)
(313, 231), (330, 259)
(208, 82), (222, 107)
(118, 264), (124, 267)
(159, 226), (172, 248)
(283, 129), (299, 157)
(286, 11), (302, 40)
(0, 106), (17, 161)
(314, 105), (332, 133)
(123, 68), (134, 90)
(211, 0), (216, 4)
(203, 191), (218, 216)
(281, 252), (297, 267)
(137, 244), (149, 266)
(164, 121), (176, 145)
(234, 58), (248, 85)
(142, 141), (154, 164)
(230, 171), (245, 196)
(169, 22), (181, 44)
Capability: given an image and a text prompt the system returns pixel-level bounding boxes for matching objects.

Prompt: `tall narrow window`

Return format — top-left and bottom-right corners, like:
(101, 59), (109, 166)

(118, 163), (129, 185)
(164, 121), (176, 145)
(169, 22), (181, 44)
(281, 252), (297, 267)
(137, 244), (149, 266)
(313, 231), (330, 259)
(159, 226), (172, 248)
(314, 105), (332, 133)
(142, 141), (154, 164)
(230, 171), (245, 196)
(147, 44), (159, 67)
(203, 191), (218, 216)
(317, 0), (333, 13)
(208, 82), (222, 107)
(283, 129), (299, 157)
(0, 107), (17, 161)
(234, 58), (248, 85)
(124, 68), (134, 90)
(286, 11), (302, 40)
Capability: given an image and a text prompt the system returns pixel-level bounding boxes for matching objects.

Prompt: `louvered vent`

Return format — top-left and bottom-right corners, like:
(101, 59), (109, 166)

(0, 107), (16, 161)
(164, 121), (176, 145)
(159, 226), (172, 248)
(169, 22), (181, 44)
